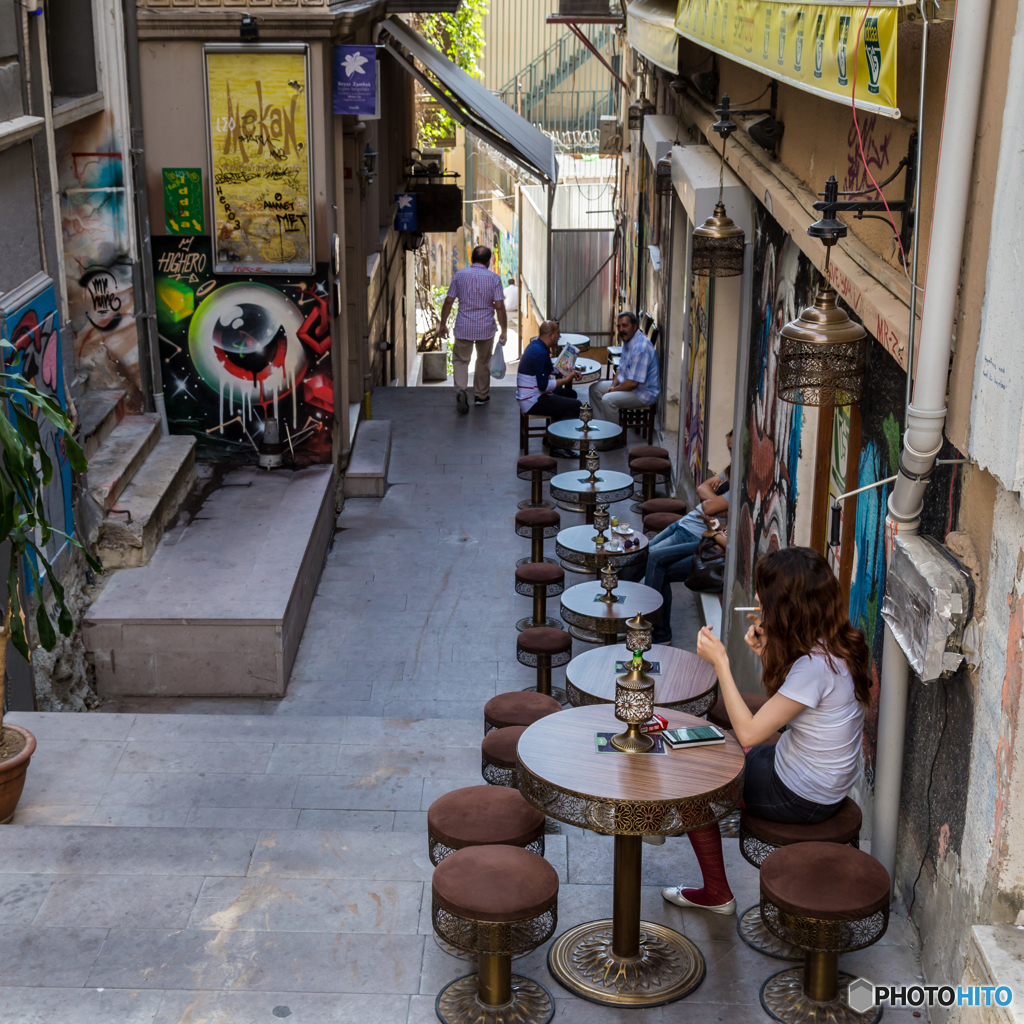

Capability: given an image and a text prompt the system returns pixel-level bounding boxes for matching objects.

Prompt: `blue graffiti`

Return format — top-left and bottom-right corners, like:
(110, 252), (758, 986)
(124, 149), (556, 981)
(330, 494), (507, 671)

(849, 440), (887, 657)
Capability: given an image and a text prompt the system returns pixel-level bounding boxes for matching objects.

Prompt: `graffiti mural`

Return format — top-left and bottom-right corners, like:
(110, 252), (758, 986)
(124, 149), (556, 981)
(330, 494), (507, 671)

(0, 278), (74, 575)
(57, 113), (143, 410)
(736, 203), (816, 596)
(153, 235), (333, 465)
(685, 275), (713, 481)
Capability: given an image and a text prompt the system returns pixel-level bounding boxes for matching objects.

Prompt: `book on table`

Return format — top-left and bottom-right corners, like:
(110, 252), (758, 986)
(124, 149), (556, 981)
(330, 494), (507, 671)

(553, 344), (580, 376)
(663, 725), (726, 749)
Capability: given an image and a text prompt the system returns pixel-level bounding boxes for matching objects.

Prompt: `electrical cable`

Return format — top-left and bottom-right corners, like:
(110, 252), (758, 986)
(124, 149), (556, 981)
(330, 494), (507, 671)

(850, 1), (913, 277)
(907, 680), (948, 915)
(731, 83), (772, 108)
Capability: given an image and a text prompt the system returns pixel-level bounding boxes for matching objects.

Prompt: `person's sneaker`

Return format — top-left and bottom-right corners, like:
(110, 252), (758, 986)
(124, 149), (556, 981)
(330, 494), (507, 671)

(456, 391), (469, 415)
(641, 835), (666, 846)
(549, 447), (576, 459)
(474, 395), (490, 405)
(661, 887), (736, 915)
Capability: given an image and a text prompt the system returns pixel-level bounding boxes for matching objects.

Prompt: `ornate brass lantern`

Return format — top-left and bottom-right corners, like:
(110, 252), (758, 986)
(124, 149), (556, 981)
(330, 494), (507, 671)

(693, 95), (745, 279)
(655, 153), (674, 197)
(627, 95), (656, 131)
(611, 614), (656, 753)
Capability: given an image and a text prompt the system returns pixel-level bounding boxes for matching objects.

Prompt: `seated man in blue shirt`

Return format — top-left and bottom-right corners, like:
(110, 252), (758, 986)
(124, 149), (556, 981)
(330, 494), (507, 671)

(589, 311), (660, 422)
(516, 320), (582, 458)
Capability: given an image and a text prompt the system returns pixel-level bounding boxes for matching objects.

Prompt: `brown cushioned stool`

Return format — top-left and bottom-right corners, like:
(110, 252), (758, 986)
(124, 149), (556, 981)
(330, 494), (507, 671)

(481, 725), (528, 787)
(758, 842), (889, 1024)
(628, 444), (670, 465)
(707, 691), (769, 729)
(484, 690), (562, 734)
(516, 627), (572, 702)
(432, 845), (558, 1024)
(517, 454), (557, 510)
(514, 563), (564, 632)
(641, 497), (688, 517)
(643, 511), (683, 539)
(737, 798), (863, 960)
(630, 456), (672, 511)
(515, 508), (560, 567)
(428, 786), (545, 866)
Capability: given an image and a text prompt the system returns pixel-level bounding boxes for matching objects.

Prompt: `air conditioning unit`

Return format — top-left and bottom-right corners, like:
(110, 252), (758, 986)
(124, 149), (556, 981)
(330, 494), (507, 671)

(599, 115), (622, 155)
(558, 0), (613, 14)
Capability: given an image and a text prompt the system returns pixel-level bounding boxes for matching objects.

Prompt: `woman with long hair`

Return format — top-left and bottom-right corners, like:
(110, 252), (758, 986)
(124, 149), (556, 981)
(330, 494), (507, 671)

(662, 546), (872, 914)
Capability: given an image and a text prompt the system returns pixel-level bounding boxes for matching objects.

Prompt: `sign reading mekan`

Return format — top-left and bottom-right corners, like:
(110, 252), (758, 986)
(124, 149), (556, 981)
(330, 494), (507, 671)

(333, 45), (377, 116)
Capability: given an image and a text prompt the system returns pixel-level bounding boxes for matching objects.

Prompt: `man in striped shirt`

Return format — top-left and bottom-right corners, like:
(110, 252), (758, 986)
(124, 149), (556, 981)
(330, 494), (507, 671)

(589, 311), (660, 421)
(516, 320), (581, 458)
(439, 246), (507, 413)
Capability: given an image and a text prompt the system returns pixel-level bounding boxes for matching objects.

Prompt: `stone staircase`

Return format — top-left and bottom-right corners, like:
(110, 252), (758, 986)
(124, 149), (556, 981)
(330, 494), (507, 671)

(76, 390), (196, 569)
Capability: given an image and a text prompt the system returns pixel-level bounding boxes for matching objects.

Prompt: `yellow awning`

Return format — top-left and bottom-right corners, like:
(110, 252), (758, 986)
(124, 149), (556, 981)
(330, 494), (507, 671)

(674, 0), (903, 118)
(627, 0), (681, 73)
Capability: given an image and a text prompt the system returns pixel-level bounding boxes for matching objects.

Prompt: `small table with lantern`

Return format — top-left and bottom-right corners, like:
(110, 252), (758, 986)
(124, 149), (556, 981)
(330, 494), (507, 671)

(559, 566), (663, 644)
(545, 415), (623, 474)
(517, 658), (745, 1007)
(572, 356), (602, 384)
(555, 512), (648, 576)
(549, 463), (633, 525)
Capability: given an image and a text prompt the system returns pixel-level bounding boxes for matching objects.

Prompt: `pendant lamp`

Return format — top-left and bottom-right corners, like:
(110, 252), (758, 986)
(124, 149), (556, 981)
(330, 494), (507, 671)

(692, 96), (744, 278)
(655, 153), (674, 196)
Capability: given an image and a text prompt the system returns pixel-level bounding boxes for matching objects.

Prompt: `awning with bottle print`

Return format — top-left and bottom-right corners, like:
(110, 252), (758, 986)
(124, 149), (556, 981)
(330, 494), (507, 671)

(627, 0), (682, 73)
(674, 0), (906, 119)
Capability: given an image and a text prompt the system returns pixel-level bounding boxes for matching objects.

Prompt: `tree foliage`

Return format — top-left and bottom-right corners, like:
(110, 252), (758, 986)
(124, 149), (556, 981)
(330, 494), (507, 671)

(415, 0), (489, 149)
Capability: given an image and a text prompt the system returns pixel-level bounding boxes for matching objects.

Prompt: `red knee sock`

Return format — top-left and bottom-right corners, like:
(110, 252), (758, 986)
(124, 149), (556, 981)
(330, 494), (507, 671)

(683, 824), (734, 906)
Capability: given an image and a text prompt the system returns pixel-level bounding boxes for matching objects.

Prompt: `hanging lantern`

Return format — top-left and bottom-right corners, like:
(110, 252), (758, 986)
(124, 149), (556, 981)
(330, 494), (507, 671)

(692, 202), (745, 277)
(627, 96), (656, 131)
(655, 153), (674, 197)
(778, 282), (866, 406)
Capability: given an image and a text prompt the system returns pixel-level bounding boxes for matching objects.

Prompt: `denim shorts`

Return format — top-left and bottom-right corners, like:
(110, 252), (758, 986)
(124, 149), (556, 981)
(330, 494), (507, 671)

(742, 744), (844, 825)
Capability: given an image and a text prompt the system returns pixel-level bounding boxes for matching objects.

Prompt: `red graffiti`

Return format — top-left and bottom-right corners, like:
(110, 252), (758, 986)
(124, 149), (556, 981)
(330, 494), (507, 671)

(845, 115), (892, 192)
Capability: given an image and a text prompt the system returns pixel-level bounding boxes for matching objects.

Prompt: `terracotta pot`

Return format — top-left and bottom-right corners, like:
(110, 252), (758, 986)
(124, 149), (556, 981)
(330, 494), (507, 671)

(0, 724), (35, 824)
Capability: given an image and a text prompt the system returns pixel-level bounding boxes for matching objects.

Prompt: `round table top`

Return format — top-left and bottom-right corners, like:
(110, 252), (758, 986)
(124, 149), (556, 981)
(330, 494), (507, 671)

(566, 643), (718, 710)
(550, 469), (634, 506)
(574, 357), (602, 384)
(559, 333), (590, 351)
(556, 524), (648, 558)
(517, 704), (745, 836)
(560, 579), (663, 633)
(546, 419), (622, 451)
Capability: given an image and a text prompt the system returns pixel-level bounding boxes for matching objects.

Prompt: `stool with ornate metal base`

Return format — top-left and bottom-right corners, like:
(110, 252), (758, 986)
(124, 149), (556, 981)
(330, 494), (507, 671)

(628, 444), (670, 466)
(514, 508), (560, 567)
(428, 786), (546, 866)
(484, 690), (562, 735)
(641, 497), (688, 517)
(517, 454), (557, 510)
(516, 627), (572, 703)
(643, 511), (684, 539)
(758, 842), (889, 1024)
(514, 563), (564, 632)
(432, 845), (558, 1024)
(737, 798), (862, 960)
(481, 725), (528, 787)
(630, 456), (672, 512)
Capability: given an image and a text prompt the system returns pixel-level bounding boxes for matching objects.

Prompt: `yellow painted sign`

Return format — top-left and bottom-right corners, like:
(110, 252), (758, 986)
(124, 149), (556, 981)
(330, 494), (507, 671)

(674, 0), (899, 118)
(205, 47), (313, 274)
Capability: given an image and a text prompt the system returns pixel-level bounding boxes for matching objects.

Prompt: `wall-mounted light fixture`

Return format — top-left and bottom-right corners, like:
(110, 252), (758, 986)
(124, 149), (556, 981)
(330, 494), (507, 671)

(240, 15), (259, 41)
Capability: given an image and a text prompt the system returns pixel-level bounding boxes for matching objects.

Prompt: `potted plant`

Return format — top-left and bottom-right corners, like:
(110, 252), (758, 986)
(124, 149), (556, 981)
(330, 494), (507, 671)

(0, 363), (97, 822)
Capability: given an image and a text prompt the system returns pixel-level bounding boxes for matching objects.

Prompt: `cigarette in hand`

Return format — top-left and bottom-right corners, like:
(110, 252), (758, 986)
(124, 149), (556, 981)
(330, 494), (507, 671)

(734, 607), (761, 612)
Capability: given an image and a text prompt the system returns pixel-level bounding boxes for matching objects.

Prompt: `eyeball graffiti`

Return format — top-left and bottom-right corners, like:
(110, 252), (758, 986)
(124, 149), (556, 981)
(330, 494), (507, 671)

(188, 281), (307, 431)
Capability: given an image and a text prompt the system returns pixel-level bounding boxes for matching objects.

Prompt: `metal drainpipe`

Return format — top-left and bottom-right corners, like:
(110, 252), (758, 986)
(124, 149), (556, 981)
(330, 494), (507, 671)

(122, 0), (168, 434)
(871, 0), (994, 888)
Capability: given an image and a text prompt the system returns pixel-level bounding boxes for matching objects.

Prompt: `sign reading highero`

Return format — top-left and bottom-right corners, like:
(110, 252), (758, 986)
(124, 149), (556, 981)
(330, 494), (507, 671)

(204, 45), (314, 275)
(674, 0), (900, 119)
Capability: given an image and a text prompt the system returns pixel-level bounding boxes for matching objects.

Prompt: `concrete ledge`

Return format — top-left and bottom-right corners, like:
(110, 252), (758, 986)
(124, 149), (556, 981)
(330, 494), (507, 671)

(344, 419), (391, 497)
(951, 926), (1024, 1024)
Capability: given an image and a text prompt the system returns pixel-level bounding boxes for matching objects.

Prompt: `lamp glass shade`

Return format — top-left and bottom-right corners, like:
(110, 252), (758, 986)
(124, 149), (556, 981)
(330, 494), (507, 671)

(692, 202), (745, 278)
(627, 98), (655, 130)
(655, 154), (674, 196)
(778, 284), (866, 406)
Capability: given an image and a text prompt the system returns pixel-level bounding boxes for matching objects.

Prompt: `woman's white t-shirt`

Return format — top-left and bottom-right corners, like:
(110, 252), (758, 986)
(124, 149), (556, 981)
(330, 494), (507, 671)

(772, 652), (865, 806)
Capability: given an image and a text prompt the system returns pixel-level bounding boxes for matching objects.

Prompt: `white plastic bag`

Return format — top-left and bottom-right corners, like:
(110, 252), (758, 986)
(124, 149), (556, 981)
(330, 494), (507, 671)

(489, 343), (506, 380)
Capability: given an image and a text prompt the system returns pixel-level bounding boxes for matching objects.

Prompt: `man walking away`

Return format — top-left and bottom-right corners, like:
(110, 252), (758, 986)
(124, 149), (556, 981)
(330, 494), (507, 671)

(439, 246), (507, 413)
(589, 311), (660, 422)
(516, 320), (581, 459)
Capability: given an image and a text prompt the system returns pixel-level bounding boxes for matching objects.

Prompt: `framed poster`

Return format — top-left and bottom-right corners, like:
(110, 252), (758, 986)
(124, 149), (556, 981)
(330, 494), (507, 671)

(204, 44), (313, 275)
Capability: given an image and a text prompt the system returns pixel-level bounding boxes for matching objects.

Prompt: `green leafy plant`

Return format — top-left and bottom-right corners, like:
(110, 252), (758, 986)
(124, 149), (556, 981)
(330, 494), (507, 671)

(0, 361), (99, 727)
(415, 0), (489, 148)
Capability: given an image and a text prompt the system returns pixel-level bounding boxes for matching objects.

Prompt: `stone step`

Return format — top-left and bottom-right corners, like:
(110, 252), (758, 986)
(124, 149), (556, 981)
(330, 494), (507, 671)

(84, 465), (335, 699)
(76, 388), (126, 460)
(98, 434), (198, 569)
(343, 419), (392, 497)
(85, 413), (162, 511)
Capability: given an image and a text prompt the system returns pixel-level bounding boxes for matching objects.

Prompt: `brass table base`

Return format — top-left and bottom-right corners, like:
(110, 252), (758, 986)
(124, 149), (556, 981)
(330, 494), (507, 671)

(568, 625), (617, 645)
(760, 967), (881, 1024)
(515, 616), (563, 633)
(556, 499), (587, 514)
(436, 972), (555, 1024)
(560, 559), (595, 575)
(738, 905), (803, 961)
(547, 919), (705, 1007)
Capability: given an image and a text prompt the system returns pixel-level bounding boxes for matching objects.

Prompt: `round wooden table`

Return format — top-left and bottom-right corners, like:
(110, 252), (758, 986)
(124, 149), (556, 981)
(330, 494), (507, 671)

(555, 524), (648, 576)
(549, 468), (633, 524)
(573, 356), (602, 384)
(566, 643), (719, 717)
(517, 705), (745, 1007)
(560, 578), (662, 644)
(545, 419), (624, 476)
(558, 332), (590, 353)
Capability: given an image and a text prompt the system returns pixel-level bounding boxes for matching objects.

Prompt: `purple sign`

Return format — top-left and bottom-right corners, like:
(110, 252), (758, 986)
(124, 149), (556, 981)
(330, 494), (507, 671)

(333, 45), (377, 116)
(395, 193), (417, 232)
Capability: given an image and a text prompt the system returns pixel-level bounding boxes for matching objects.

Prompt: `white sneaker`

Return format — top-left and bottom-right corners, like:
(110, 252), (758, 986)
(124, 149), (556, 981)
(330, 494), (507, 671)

(641, 835), (666, 846)
(661, 887), (736, 915)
